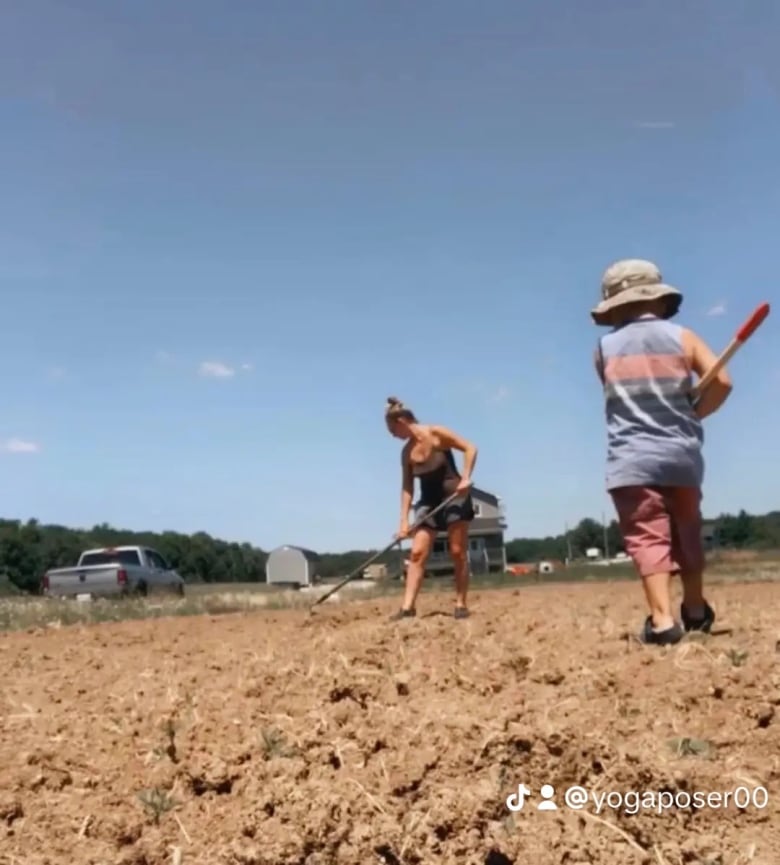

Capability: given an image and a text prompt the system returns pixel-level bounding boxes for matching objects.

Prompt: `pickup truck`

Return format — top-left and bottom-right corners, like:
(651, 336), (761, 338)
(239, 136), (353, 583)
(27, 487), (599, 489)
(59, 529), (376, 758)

(41, 545), (186, 599)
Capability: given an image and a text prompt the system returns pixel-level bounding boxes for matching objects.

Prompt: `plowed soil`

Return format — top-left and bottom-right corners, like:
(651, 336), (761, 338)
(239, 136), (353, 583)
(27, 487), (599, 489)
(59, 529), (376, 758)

(1, 580), (779, 865)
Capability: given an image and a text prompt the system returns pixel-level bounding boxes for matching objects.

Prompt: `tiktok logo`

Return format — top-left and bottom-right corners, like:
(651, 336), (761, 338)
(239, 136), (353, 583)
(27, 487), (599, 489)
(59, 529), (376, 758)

(506, 783), (532, 811)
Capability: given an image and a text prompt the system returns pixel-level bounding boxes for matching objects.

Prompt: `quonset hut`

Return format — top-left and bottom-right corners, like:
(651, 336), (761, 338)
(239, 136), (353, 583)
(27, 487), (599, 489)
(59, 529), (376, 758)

(265, 546), (320, 587)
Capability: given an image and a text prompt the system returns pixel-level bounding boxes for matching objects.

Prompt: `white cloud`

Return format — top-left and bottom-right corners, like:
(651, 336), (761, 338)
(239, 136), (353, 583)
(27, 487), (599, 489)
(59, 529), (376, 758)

(439, 378), (512, 406)
(463, 379), (511, 405)
(198, 360), (235, 378)
(635, 121), (676, 129)
(487, 385), (510, 404)
(1, 438), (40, 453)
(240, 363), (253, 372)
(706, 303), (726, 317)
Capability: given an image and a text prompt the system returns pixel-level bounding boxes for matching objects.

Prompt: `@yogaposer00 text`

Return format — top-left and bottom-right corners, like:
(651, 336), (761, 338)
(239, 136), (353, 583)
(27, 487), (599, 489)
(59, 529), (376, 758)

(506, 783), (769, 815)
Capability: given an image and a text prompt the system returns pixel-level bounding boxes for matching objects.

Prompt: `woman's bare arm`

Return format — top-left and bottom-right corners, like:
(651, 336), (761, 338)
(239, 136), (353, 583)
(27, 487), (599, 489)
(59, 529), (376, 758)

(682, 328), (733, 419)
(400, 444), (414, 529)
(431, 425), (478, 481)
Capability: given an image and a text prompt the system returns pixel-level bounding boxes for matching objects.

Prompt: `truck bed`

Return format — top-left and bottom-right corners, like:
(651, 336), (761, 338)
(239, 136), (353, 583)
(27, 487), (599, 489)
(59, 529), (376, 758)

(43, 564), (128, 598)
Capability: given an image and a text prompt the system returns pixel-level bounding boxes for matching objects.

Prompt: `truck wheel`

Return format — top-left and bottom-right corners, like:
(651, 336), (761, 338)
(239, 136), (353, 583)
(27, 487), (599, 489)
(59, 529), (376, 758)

(174, 582), (184, 597)
(135, 581), (148, 597)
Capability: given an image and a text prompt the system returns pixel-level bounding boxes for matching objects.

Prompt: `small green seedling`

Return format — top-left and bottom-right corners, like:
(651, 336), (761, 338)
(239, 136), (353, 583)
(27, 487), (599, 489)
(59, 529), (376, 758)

(667, 737), (714, 759)
(137, 787), (176, 824)
(726, 649), (749, 667)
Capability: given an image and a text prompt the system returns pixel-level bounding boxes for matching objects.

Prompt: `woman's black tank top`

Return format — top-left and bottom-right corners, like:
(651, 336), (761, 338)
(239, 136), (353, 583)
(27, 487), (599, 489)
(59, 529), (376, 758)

(411, 448), (460, 504)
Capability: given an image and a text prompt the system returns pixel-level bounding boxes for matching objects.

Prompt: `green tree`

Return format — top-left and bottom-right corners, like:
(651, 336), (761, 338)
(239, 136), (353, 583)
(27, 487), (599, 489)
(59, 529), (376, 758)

(0, 503), (777, 594)
(717, 510), (756, 548)
(570, 518), (603, 556)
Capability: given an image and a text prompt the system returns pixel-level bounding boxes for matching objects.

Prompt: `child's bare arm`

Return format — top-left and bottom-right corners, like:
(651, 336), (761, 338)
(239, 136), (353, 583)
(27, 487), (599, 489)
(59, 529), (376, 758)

(593, 348), (604, 384)
(682, 329), (733, 419)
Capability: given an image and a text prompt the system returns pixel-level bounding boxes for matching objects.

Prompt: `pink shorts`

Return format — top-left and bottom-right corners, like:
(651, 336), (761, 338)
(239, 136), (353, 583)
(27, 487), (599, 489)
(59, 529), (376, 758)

(610, 486), (704, 578)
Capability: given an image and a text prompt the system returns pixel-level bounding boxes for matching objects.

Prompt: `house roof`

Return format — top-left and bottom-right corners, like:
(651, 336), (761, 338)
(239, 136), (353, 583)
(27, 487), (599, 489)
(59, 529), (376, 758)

(471, 486), (500, 506)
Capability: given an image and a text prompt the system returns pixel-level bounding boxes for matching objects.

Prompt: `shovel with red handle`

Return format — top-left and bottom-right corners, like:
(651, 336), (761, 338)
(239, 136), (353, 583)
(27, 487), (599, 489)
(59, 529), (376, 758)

(691, 302), (770, 399)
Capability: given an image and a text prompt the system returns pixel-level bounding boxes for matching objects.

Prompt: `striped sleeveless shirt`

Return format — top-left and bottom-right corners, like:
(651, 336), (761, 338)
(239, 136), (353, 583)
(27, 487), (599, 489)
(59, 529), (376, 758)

(597, 314), (704, 490)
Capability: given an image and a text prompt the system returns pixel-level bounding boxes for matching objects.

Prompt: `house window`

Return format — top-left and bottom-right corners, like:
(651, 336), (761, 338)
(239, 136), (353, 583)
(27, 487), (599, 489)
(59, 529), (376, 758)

(473, 503), (482, 517)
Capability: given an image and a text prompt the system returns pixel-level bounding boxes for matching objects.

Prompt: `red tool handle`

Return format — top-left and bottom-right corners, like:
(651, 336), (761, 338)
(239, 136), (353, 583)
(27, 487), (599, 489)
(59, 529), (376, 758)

(736, 302), (770, 342)
(691, 301), (770, 399)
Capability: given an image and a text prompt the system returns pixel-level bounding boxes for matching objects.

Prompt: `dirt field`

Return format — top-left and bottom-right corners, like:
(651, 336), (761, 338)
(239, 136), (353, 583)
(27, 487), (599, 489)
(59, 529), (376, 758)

(1, 580), (779, 865)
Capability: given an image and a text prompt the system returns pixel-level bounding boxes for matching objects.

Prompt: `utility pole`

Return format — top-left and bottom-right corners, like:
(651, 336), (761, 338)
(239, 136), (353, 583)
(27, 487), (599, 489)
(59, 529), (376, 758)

(601, 511), (609, 561)
(564, 522), (573, 563)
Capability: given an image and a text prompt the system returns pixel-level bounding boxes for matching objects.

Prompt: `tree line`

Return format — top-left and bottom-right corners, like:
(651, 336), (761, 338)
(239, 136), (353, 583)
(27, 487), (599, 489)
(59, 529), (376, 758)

(0, 508), (778, 594)
(505, 509), (780, 564)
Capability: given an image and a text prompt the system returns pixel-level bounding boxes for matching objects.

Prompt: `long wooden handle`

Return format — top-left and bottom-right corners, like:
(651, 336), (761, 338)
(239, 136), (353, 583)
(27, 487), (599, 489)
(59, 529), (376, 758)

(691, 302), (770, 398)
(310, 490), (462, 607)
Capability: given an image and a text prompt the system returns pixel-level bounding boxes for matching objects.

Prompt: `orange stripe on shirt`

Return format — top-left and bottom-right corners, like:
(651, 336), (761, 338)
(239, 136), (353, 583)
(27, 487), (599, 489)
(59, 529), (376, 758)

(603, 352), (691, 383)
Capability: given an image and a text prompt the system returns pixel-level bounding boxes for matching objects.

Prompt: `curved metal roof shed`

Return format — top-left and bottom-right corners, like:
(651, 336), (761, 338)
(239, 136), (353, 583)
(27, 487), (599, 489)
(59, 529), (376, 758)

(265, 545), (320, 587)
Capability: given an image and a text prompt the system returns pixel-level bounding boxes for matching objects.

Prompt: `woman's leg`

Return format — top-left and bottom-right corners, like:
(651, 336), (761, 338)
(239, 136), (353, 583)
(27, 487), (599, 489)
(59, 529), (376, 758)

(398, 527), (435, 612)
(447, 521), (470, 612)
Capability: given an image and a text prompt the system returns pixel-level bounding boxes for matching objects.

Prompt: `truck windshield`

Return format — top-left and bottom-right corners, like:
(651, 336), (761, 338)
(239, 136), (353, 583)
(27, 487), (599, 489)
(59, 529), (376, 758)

(80, 550), (141, 567)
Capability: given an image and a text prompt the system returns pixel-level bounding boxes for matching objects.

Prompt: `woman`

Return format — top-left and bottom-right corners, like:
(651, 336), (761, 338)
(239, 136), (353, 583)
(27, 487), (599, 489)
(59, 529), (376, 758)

(384, 396), (478, 620)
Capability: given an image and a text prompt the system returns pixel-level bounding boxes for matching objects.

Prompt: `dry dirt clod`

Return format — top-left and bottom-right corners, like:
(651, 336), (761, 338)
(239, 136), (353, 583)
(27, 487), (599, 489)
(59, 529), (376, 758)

(0, 795), (23, 824)
(394, 673), (411, 696)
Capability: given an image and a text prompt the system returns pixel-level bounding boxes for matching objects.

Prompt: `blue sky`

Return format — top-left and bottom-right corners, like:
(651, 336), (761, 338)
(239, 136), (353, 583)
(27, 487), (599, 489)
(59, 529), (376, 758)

(1, 0), (778, 552)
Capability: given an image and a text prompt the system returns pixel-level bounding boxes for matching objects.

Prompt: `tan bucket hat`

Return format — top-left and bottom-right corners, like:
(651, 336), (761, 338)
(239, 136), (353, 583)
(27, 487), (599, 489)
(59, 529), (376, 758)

(591, 259), (682, 326)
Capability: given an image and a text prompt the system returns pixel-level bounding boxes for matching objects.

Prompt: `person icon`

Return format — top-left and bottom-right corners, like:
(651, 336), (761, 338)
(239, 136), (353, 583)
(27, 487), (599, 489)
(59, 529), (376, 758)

(537, 784), (558, 810)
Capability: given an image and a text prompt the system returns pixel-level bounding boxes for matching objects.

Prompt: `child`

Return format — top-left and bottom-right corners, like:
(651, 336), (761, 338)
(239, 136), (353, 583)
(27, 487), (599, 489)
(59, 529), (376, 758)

(592, 259), (733, 645)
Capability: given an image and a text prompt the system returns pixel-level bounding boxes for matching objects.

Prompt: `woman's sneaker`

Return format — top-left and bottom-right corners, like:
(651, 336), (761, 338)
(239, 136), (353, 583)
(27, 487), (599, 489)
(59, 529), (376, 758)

(389, 608), (416, 621)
